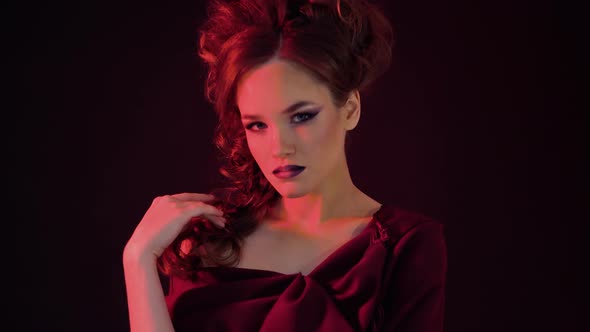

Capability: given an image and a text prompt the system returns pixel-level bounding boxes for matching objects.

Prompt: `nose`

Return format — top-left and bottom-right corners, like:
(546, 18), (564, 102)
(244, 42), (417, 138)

(270, 126), (295, 158)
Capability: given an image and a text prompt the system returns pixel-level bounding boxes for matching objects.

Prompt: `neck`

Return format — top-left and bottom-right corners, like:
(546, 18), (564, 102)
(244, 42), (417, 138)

(268, 162), (369, 232)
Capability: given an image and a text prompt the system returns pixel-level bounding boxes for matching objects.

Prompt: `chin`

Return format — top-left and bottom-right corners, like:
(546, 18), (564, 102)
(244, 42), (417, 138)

(274, 183), (309, 198)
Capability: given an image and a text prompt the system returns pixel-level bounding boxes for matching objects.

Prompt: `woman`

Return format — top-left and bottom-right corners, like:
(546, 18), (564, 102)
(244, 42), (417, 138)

(123, 0), (447, 331)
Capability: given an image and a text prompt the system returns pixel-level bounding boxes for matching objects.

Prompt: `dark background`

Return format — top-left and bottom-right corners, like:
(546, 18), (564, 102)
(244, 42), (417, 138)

(14, 0), (583, 331)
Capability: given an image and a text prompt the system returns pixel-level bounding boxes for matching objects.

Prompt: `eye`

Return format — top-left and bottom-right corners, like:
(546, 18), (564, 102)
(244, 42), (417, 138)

(292, 112), (316, 123)
(244, 111), (319, 132)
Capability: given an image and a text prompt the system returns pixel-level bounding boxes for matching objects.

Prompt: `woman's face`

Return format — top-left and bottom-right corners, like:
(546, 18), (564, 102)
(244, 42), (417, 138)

(236, 59), (359, 198)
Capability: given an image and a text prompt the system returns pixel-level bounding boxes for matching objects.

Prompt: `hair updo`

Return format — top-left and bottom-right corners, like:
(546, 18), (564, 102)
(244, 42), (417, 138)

(159, 0), (394, 280)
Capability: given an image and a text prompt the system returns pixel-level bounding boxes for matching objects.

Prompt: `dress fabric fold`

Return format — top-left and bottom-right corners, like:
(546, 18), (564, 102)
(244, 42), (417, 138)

(165, 204), (447, 332)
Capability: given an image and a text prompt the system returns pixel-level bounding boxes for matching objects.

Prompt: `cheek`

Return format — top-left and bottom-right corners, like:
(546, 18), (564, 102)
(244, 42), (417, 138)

(245, 134), (271, 167)
(245, 134), (262, 155)
(308, 120), (341, 151)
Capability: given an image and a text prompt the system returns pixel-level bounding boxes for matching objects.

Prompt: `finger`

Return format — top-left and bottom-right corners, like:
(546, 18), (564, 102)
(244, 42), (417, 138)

(190, 214), (226, 228)
(207, 215), (227, 228)
(189, 201), (225, 217)
(171, 193), (216, 201)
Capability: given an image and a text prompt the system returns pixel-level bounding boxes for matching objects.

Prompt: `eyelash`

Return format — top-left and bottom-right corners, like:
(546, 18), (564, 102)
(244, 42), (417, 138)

(244, 111), (319, 131)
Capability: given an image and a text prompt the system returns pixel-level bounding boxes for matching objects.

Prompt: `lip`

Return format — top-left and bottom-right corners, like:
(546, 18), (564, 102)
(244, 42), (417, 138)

(273, 165), (306, 174)
(273, 167), (305, 179)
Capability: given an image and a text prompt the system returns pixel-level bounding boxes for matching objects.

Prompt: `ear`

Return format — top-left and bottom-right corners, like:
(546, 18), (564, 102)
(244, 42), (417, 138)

(340, 89), (361, 131)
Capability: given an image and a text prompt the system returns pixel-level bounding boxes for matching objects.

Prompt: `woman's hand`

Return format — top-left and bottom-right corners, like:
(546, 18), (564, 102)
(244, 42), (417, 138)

(123, 193), (226, 263)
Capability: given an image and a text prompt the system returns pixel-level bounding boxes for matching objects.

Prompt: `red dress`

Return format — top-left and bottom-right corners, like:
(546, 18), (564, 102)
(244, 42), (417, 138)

(165, 204), (448, 331)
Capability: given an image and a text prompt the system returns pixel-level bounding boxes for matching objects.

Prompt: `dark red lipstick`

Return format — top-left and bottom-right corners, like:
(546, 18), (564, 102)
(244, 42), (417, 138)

(273, 165), (306, 179)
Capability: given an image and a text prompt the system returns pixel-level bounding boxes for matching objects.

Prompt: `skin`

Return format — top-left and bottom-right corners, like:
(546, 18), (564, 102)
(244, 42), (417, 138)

(124, 194), (226, 332)
(236, 58), (380, 235)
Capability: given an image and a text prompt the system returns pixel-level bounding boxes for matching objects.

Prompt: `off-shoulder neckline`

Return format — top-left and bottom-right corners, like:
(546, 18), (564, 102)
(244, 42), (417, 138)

(196, 203), (391, 278)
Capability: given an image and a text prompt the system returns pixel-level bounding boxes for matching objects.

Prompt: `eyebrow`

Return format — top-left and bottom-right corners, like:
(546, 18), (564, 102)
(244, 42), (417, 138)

(240, 101), (317, 120)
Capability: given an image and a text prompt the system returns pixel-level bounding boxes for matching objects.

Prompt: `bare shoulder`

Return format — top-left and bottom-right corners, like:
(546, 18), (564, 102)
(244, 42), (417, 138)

(234, 197), (383, 274)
